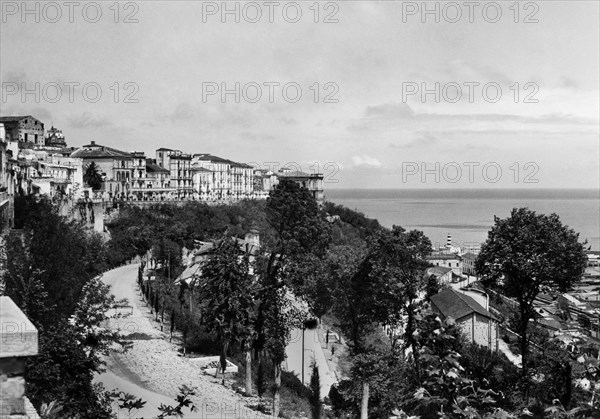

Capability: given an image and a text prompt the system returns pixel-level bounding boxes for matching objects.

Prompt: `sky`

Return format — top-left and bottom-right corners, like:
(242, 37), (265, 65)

(1, 0), (598, 189)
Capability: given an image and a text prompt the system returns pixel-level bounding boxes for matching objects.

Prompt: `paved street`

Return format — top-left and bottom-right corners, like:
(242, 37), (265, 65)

(285, 325), (337, 398)
(94, 263), (183, 418)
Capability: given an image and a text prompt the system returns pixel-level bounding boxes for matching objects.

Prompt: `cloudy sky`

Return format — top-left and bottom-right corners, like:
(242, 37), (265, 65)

(1, 0), (598, 188)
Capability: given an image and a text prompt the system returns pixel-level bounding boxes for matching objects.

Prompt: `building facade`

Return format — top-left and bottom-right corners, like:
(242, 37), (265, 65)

(426, 251), (463, 276)
(0, 116), (45, 145)
(430, 288), (499, 351)
(45, 126), (67, 148)
(156, 148), (193, 199)
(276, 168), (324, 202)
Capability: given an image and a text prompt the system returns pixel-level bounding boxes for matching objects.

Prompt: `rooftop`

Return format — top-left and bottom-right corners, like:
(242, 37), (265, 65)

(145, 159), (169, 173)
(426, 266), (453, 277)
(0, 115), (32, 123)
(430, 288), (499, 322)
(71, 142), (131, 159)
(426, 252), (462, 261)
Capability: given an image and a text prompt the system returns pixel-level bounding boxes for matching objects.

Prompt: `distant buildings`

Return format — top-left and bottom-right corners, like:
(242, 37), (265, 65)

(0, 114), (326, 211)
(0, 116), (44, 146)
(0, 124), (16, 232)
(157, 148), (193, 200)
(426, 251), (463, 276)
(45, 126), (67, 149)
(462, 252), (478, 276)
(277, 168), (324, 202)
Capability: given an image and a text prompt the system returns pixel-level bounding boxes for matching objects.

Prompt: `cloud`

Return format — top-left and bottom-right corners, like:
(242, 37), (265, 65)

(559, 76), (579, 89)
(364, 103), (415, 119)
(157, 103), (197, 124)
(67, 112), (111, 128)
(352, 155), (382, 167)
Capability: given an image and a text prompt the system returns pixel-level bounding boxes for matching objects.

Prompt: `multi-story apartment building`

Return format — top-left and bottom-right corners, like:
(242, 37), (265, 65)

(0, 116), (45, 146)
(192, 154), (231, 200)
(191, 166), (214, 200)
(230, 161), (254, 200)
(71, 141), (134, 184)
(277, 168), (324, 202)
(145, 159), (176, 201)
(156, 148), (193, 200)
(192, 154), (254, 201)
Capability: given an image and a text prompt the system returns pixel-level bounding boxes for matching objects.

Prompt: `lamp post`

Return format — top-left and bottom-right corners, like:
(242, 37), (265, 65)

(301, 318), (319, 386)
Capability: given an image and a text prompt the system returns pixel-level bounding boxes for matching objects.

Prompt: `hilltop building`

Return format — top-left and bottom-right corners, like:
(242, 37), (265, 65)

(45, 126), (67, 148)
(156, 148), (193, 200)
(0, 116), (44, 146)
(277, 168), (324, 202)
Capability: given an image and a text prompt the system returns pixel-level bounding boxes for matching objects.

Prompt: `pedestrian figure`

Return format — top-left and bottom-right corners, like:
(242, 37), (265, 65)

(326, 329), (330, 346)
(331, 344), (335, 358)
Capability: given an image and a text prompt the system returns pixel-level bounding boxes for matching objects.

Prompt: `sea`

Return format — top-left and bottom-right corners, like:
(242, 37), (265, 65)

(326, 189), (600, 252)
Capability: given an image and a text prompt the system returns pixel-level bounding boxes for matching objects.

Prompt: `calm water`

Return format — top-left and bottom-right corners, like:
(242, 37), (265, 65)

(326, 189), (600, 251)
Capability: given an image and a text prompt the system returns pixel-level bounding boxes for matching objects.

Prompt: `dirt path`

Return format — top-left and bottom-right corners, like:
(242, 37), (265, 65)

(94, 263), (272, 418)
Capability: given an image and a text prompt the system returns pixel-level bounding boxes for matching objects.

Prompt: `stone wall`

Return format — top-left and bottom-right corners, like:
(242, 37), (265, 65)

(0, 296), (39, 418)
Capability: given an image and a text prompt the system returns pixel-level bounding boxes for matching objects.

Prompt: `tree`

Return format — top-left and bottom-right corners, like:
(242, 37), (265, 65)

(475, 208), (587, 397)
(331, 226), (431, 418)
(84, 162), (103, 190)
(255, 179), (331, 416)
(198, 236), (258, 388)
(309, 360), (322, 419)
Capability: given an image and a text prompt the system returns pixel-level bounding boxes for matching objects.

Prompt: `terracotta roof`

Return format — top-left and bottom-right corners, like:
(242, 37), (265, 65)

(156, 147), (173, 151)
(430, 288), (498, 322)
(462, 252), (478, 260)
(71, 143), (131, 159)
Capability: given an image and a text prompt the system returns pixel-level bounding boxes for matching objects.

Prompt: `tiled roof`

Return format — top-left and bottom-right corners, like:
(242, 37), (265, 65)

(426, 266), (453, 277)
(145, 160), (169, 173)
(194, 153), (251, 168)
(191, 166), (213, 172)
(430, 288), (498, 322)
(427, 253), (462, 261)
(462, 252), (478, 260)
(71, 144), (131, 159)
(0, 116), (31, 122)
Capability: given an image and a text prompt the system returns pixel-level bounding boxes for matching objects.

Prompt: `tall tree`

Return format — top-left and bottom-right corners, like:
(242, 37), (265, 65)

(83, 162), (103, 191)
(475, 208), (587, 396)
(199, 236), (258, 388)
(309, 360), (322, 419)
(256, 179), (331, 416)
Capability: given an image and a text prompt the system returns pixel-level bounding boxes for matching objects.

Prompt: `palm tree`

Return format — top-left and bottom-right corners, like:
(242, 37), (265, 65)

(83, 162), (103, 190)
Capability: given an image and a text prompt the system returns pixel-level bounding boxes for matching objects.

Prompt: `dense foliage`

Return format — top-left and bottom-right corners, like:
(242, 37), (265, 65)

(3, 190), (596, 419)
(476, 208), (588, 395)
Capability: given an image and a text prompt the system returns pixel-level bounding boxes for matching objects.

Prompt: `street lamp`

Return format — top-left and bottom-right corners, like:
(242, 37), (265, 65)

(302, 318), (319, 386)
